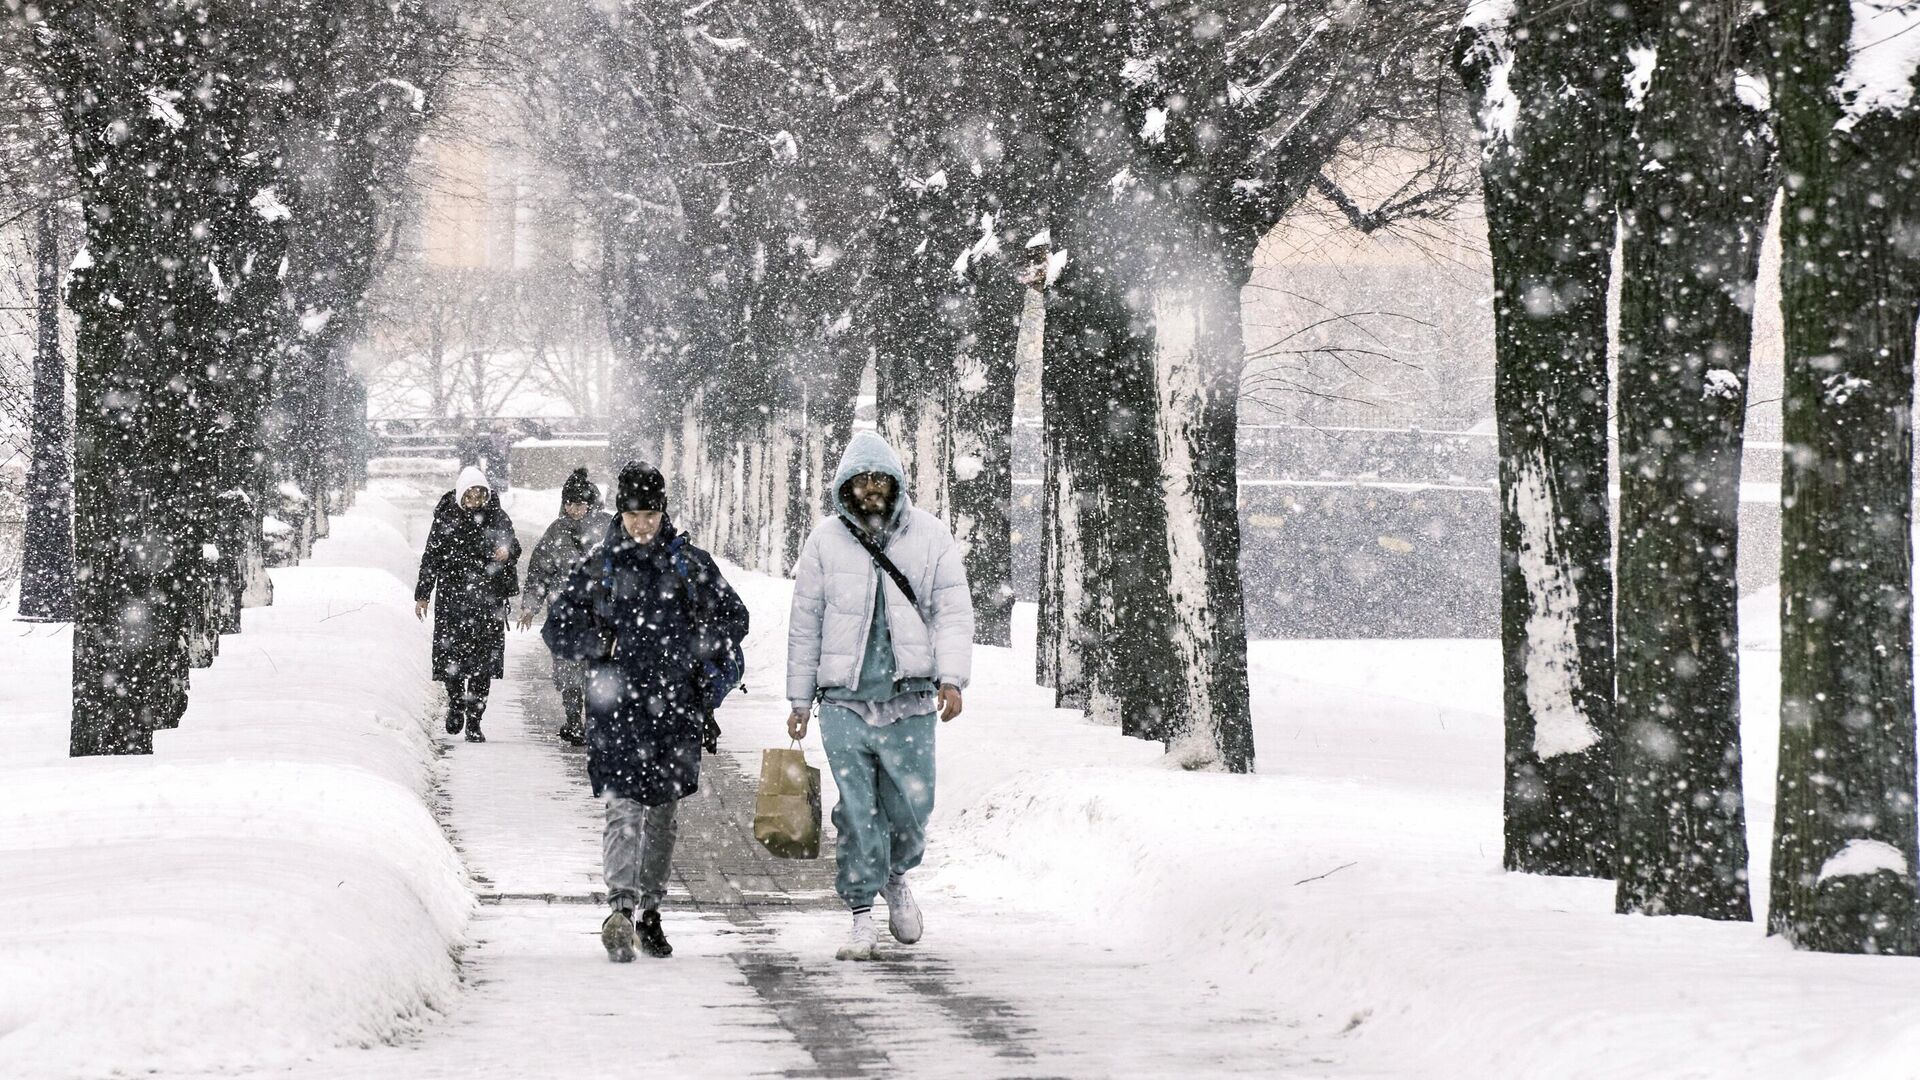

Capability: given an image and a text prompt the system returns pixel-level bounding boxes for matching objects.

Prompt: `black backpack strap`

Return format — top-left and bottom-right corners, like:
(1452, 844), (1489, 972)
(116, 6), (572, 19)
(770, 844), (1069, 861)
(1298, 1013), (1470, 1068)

(842, 517), (917, 607)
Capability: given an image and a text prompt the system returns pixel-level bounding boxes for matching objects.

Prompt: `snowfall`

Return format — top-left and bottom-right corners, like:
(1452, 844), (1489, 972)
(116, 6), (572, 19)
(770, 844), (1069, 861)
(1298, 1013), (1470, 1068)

(4, 476), (1920, 1080)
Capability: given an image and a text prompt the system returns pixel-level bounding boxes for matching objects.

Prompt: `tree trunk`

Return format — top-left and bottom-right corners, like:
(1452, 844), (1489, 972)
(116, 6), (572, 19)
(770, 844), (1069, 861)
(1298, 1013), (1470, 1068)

(950, 262), (1024, 646)
(1458, 1), (1629, 877)
(872, 190), (965, 520)
(1612, 0), (1773, 920)
(17, 204), (73, 623)
(1046, 237), (1187, 739)
(1766, 0), (1920, 955)
(1037, 307), (1064, 691)
(605, 225), (690, 466)
(1150, 252), (1255, 772)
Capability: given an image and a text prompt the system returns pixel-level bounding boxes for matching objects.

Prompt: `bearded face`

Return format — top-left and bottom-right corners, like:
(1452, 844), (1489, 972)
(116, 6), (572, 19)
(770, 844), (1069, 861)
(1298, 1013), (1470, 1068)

(845, 471), (896, 533)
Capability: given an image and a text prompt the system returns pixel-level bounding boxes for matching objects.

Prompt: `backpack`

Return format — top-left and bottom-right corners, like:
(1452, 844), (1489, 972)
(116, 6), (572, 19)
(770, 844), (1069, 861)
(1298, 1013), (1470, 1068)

(668, 536), (747, 712)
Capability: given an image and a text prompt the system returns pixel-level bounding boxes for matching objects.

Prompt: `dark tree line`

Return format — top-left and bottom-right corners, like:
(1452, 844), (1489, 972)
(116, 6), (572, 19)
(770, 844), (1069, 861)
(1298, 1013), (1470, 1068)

(1, 58), (76, 622)
(3, 0), (456, 756)
(1462, 0), (1920, 954)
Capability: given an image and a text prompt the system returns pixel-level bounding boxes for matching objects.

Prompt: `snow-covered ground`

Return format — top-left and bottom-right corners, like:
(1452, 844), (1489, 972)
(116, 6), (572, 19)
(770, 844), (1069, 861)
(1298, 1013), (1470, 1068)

(0, 491), (470, 1078)
(5, 480), (1920, 1078)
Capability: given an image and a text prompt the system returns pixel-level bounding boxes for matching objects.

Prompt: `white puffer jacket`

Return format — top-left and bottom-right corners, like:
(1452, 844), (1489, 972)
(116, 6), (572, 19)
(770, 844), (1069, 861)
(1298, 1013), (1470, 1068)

(786, 432), (974, 707)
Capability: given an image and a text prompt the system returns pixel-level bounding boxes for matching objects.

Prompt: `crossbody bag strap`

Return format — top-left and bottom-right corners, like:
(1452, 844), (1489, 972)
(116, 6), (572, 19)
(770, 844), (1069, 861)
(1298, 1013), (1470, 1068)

(841, 516), (918, 608)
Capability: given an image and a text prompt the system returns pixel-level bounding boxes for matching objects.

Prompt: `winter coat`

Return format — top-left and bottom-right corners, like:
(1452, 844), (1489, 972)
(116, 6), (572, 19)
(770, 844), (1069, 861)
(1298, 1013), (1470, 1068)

(415, 490), (522, 682)
(522, 509), (613, 616)
(544, 516), (750, 805)
(786, 431), (974, 708)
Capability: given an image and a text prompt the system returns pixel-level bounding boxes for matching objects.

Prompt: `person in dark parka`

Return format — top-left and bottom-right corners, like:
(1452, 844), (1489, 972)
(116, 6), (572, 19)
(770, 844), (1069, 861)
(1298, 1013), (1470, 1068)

(415, 466), (522, 742)
(519, 468), (613, 744)
(544, 460), (749, 962)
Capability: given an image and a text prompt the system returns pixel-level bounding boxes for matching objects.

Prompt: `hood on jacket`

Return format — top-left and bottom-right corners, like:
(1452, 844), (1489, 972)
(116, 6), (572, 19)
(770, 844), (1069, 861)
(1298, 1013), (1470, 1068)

(456, 465), (491, 496)
(832, 431), (910, 529)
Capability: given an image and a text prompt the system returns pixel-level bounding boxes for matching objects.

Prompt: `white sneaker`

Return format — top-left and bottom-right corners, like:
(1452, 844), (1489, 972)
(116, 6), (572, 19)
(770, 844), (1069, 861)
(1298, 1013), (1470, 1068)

(836, 911), (879, 961)
(883, 876), (923, 944)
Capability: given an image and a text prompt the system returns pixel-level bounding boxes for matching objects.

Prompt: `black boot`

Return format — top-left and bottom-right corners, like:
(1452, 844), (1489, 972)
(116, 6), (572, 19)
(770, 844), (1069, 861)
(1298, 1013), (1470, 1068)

(464, 702), (486, 743)
(444, 689), (463, 735)
(559, 690), (586, 745)
(637, 909), (672, 958)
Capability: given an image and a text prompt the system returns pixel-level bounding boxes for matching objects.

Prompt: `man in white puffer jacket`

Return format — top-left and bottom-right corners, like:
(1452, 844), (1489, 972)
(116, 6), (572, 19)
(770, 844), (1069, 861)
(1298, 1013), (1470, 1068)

(787, 431), (974, 961)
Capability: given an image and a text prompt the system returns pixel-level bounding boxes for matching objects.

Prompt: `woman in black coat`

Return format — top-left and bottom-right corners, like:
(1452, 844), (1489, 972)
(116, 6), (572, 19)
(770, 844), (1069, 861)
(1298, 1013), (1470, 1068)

(415, 466), (522, 742)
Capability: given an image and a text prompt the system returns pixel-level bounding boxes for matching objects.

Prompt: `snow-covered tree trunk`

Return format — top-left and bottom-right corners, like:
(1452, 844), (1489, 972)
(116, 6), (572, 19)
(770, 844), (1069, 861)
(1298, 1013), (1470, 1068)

(764, 390), (822, 574)
(1612, 0), (1774, 921)
(1458, 0), (1628, 877)
(1150, 259), (1255, 773)
(28, 1), (313, 754)
(1766, 0), (1920, 956)
(17, 203), (73, 622)
(605, 224), (694, 469)
(1048, 247), (1187, 740)
(949, 264), (1024, 647)
(1024, 0), (1191, 738)
(1036, 343), (1065, 693)
(872, 202), (960, 520)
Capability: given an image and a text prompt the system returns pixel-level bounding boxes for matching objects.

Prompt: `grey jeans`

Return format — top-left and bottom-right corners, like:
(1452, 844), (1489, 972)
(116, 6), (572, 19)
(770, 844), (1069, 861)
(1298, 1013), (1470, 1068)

(603, 794), (678, 913)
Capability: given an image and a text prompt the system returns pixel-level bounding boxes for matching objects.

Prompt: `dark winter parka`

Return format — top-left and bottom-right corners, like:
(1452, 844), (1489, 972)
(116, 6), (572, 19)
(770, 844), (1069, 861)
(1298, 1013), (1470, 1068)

(543, 515), (749, 805)
(523, 509), (614, 615)
(416, 489), (522, 681)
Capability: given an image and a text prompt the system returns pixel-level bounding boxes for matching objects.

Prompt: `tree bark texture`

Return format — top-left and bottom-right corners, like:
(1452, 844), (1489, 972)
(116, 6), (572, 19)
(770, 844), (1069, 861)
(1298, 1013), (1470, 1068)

(1612, 0), (1774, 920)
(1459, 1), (1630, 877)
(18, 204), (74, 623)
(950, 262), (1024, 647)
(1766, 0), (1920, 955)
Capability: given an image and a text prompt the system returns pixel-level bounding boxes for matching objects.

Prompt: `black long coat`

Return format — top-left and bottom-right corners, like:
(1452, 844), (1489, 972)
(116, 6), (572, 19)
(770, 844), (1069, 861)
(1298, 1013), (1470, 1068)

(543, 516), (749, 805)
(415, 491), (521, 681)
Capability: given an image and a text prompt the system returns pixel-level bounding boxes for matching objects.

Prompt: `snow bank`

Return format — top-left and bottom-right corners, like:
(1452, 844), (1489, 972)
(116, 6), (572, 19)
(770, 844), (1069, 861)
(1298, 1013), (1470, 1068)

(1836, 0), (1920, 131)
(719, 546), (1920, 1077)
(915, 625), (1920, 1076)
(0, 492), (469, 1079)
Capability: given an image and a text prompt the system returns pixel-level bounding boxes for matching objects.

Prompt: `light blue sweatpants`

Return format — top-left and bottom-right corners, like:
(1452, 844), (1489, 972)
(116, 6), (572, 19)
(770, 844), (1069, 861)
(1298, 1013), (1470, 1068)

(819, 706), (937, 908)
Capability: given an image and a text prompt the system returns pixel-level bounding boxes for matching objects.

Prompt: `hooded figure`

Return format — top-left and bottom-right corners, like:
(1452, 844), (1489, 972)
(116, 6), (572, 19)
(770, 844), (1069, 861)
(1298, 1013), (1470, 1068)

(416, 465), (521, 741)
(785, 431), (973, 961)
(523, 468), (613, 743)
(544, 460), (749, 961)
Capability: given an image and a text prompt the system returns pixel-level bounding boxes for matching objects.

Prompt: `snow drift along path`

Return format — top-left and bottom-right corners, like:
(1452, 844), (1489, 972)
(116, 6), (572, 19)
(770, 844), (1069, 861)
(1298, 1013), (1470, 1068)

(0, 490), (469, 1078)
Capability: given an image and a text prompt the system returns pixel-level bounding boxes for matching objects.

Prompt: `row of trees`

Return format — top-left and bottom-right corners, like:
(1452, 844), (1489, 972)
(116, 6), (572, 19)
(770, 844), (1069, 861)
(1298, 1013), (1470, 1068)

(493, 0), (1467, 774)
(1, 55), (77, 622)
(1462, 0), (1920, 954)
(1, 0), (458, 755)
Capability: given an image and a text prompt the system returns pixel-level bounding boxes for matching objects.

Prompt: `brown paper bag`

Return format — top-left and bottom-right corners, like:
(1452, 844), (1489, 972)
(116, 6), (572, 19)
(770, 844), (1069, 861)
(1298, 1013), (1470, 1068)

(753, 746), (822, 859)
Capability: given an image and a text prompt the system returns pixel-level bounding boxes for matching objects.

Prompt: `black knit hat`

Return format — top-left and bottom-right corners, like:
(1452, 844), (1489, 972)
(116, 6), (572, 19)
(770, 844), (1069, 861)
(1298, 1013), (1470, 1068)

(561, 467), (599, 509)
(616, 460), (667, 512)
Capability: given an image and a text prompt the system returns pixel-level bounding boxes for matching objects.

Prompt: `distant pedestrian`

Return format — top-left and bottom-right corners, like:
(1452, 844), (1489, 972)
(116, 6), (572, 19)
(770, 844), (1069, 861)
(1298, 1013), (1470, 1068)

(544, 461), (750, 962)
(486, 422), (515, 493)
(454, 421), (487, 472)
(520, 468), (612, 744)
(415, 466), (522, 743)
(785, 431), (973, 961)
